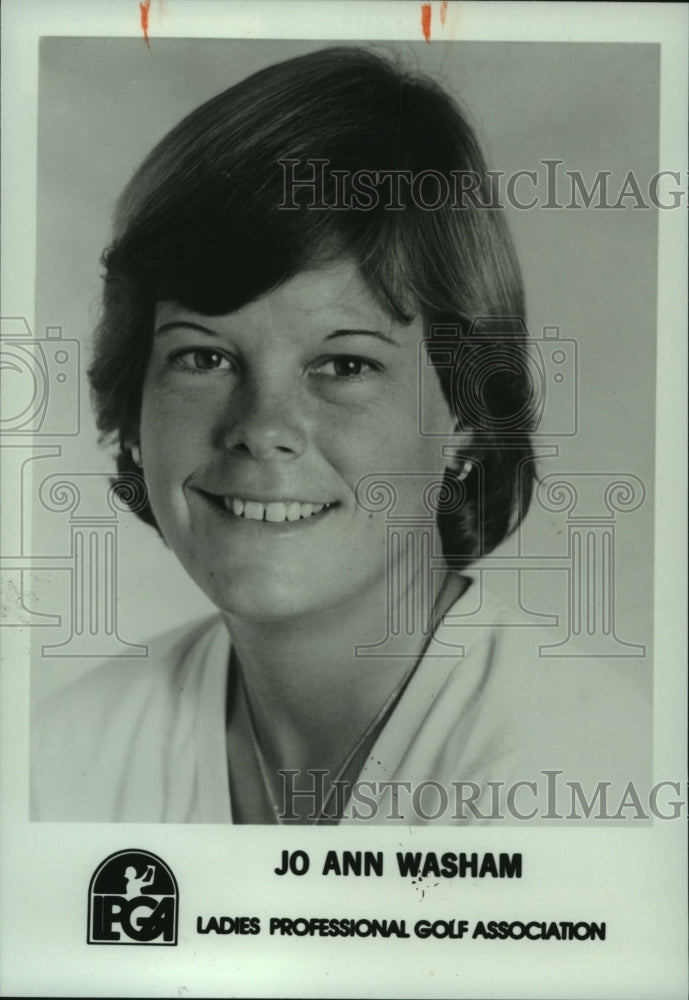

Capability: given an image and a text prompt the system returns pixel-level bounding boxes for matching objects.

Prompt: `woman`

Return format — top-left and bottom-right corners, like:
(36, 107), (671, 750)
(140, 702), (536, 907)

(31, 46), (648, 824)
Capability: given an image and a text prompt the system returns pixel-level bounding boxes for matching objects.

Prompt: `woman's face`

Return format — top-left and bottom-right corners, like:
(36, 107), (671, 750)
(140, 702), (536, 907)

(139, 259), (464, 623)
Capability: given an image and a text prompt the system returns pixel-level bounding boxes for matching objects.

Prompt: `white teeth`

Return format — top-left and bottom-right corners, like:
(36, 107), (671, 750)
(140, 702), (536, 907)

(221, 497), (331, 522)
(265, 502), (287, 523)
(243, 501), (264, 521)
(286, 502), (302, 522)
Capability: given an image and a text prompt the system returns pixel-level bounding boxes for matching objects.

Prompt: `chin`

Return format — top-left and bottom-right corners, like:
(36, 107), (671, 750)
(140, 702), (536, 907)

(200, 570), (327, 624)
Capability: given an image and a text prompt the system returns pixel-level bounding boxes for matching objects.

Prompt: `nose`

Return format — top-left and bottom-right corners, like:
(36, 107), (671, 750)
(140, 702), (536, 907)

(219, 376), (308, 461)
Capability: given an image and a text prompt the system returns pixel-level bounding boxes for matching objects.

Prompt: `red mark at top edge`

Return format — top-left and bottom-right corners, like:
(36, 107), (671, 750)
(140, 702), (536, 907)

(440, 1), (448, 27)
(421, 3), (432, 42)
(140, 0), (152, 50)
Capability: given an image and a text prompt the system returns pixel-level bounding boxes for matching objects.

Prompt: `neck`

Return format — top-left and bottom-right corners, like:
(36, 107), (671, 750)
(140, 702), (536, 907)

(222, 560), (466, 779)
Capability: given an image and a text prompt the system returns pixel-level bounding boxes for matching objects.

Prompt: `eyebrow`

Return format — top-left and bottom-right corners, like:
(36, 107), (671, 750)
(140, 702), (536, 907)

(154, 321), (400, 347)
(154, 321), (216, 337)
(325, 329), (400, 347)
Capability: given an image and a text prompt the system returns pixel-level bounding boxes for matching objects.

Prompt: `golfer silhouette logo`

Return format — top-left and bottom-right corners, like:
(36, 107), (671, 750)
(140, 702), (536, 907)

(88, 849), (178, 945)
(123, 863), (155, 898)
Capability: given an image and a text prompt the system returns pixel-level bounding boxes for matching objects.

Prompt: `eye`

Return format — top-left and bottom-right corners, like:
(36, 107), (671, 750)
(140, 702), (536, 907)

(171, 348), (234, 373)
(312, 356), (381, 379)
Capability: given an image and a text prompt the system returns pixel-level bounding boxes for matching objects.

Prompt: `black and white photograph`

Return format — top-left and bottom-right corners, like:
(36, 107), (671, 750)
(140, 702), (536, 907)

(1, 1), (687, 997)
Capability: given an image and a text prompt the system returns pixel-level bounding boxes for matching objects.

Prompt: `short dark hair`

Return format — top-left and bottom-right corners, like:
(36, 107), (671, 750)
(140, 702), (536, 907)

(88, 45), (536, 562)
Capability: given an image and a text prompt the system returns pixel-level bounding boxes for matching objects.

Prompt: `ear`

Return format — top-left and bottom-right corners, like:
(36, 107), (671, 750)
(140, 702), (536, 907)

(453, 459), (473, 482)
(124, 440), (142, 466)
(441, 425), (476, 477)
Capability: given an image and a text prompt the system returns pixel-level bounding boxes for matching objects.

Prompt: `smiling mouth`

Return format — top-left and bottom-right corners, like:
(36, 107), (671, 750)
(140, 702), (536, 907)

(208, 495), (338, 523)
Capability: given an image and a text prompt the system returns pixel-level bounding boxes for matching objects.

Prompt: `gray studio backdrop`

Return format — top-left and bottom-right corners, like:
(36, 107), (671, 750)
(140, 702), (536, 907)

(29, 38), (657, 698)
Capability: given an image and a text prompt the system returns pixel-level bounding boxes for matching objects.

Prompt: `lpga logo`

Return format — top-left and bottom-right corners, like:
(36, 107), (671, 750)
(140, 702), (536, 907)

(87, 849), (178, 945)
